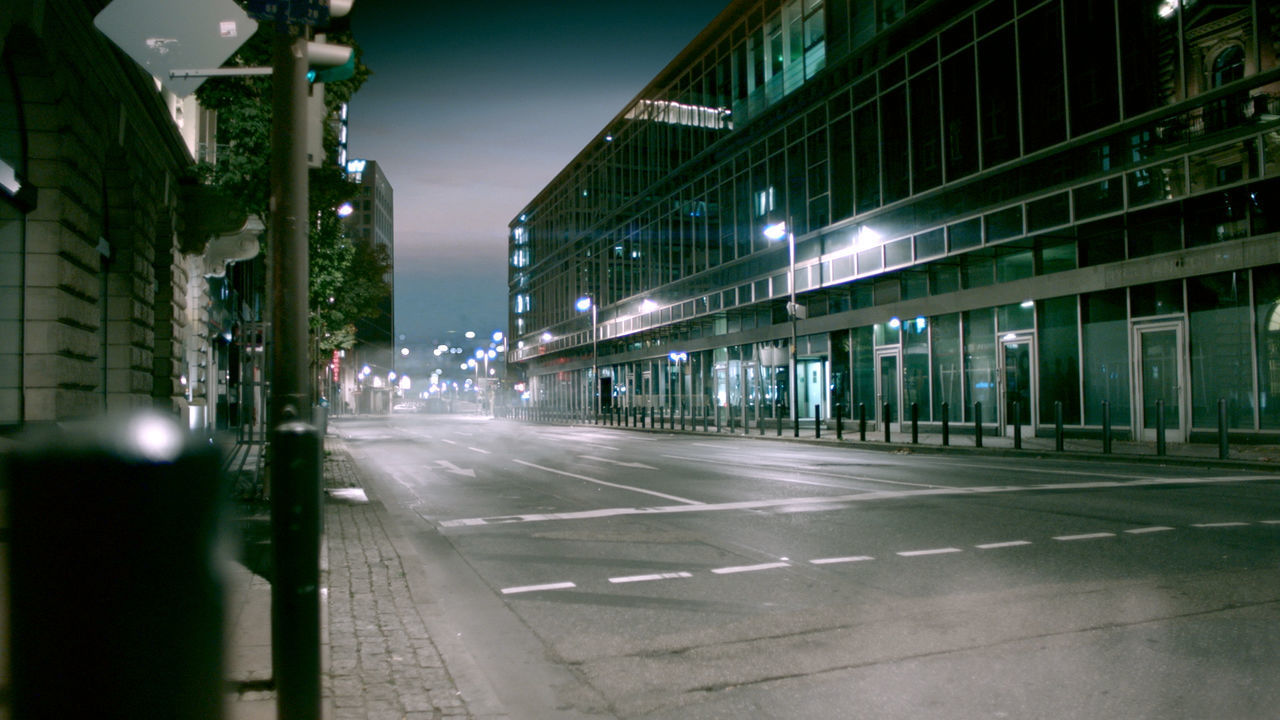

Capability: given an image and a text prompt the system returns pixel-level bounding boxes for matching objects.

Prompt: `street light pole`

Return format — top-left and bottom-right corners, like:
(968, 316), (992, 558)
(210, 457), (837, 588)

(577, 296), (598, 423)
(765, 221), (800, 437)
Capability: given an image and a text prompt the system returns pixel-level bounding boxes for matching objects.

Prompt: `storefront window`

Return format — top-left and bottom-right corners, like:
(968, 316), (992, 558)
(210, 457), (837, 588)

(831, 329), (850, 417)
(931, 313), (962, 421)
(904, 316), (930, 421)
(1257, 265), (1280, 429)
(963, 308), (996, 421)
(1188, 272), (1253, 428)
(851, 325), (875, 415)
(1037, 296), (1081, 424)
(1082, 290), (1131, 425)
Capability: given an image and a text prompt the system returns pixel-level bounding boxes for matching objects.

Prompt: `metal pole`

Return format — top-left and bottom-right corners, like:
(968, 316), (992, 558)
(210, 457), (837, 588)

(1218, 398), (1229, 459)
(883, 402), (891, 443)
(789, 231), (799, 440)
(269, 25), (320, 720)
(859, 402), (866, 441)
(836, 404), (843, 440)
(815, 404), (821, 439)
(1055, 401), (1064, 452)
(591, 303), (598, 424)
(942, 402), (950, 446)
(1156, 399), (1166, 456)
(911, 402), (918, 444)
(1013, 401), (1021, 449)
(1102, 400), (1112, 454)
(974, 401), (983, 448)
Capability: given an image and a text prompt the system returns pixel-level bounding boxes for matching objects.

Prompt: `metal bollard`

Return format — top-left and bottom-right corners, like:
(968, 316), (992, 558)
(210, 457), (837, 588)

(942, 402), (950, 446)
(883, 402), (891, 443)
(715, 405), (721, 432)
(680, 403), (685, 431)
(974, 401), (983, 448)
(1219, 398), (1229, 459)
(1102, 401), (1112, 454)
(836, 404), (843, 440)
(859, 402), (867, 441)
(1055, 401), (1064, 452)
(777, 409), (783, 436)
(1156, 399), (1166, 457)
(911, 402), (919, 444)
(1013, 401), (1021, 449)
(6, 411), (228, 719)
(815, 404), (821, 439)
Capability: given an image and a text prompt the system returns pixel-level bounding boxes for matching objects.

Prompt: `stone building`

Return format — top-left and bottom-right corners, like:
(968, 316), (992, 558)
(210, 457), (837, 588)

(1, 0), (246, 431)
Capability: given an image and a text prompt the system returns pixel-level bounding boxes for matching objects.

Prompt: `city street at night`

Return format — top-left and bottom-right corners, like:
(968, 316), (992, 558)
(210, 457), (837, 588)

(333, 413), (1280, 719)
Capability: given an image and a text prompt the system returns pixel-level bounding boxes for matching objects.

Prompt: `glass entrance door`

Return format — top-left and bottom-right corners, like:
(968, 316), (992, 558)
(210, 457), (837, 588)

(796, 359), (826, 419)
(1135, 323), (1186, 442)
(999, 334), (1035, 436)
(875, 349), (901, 431)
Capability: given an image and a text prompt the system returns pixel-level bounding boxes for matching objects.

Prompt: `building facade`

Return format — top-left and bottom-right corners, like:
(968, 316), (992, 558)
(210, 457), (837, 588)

(341, 157), (395, 413)
(1, 0), (248, 432)
(510, 0), (1280, 443)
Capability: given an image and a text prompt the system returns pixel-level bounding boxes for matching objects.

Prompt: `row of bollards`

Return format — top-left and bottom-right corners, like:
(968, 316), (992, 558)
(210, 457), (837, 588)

(507, 397), (1235, 459)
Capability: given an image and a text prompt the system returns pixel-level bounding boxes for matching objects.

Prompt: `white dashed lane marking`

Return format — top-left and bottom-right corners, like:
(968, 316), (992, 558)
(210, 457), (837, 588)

(1053, 532), (1116, 541)
(499, 520), (1274, 598)
(501, 582), (576, 595)
(897, 548), (963, 557)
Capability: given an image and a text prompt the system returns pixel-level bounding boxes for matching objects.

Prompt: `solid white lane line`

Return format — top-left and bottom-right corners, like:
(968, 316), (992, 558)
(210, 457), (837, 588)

(810, 555), (874, 565)
(608, 572), (693, 584)
(1054, 532), (1116, 541)
(661, 453), (946, 489)
(975, 540), (1032, 549)
(513, 459), (703, 505)
(438, 475), (1277, 528)
(1191, 521), (1250, 528)
(897, 548), (962, 557)
(1262, 520), (1280, 525)
(468, 447), (491, 454)
(501, 582), (576, 595)
(711, 562), (790, 574)
(1124, 526), (1176, 534)
(440, 439), (458, 446)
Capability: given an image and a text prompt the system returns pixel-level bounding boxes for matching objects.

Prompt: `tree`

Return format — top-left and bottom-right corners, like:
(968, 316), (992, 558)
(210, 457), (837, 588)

(193, 23), (385, 354)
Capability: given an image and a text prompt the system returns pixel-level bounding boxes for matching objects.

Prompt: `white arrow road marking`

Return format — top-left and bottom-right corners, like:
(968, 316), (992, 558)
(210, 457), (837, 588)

(434, 460), (475, 478)
(579, 455), (658, 470)
(513, 459), (702, 505)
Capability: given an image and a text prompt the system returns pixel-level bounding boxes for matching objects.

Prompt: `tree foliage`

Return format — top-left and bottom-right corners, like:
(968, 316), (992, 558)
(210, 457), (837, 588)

(194, 21), (386, 353)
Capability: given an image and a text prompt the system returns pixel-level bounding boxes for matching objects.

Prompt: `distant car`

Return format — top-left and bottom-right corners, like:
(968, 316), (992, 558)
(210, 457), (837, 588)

(392, 402), (419, 413)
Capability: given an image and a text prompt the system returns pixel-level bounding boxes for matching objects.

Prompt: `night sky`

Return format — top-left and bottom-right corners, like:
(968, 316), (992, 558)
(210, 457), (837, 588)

(344, 0), (730, 346)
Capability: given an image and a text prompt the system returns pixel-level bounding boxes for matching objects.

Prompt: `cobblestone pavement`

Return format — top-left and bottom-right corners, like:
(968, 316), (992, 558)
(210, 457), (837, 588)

(325, 444), (473, 720)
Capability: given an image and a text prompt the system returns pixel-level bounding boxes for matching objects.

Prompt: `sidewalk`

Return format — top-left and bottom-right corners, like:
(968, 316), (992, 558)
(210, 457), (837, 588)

(225, 435), (473, 720)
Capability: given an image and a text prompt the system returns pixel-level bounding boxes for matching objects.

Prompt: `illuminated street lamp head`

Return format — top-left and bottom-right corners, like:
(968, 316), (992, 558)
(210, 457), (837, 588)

(492, 330), (504, 342)
(475, 348), (485, 359)
(640, 299), (658, 313)
(763, 221), (788, 241)
(400, 347), (409, 356)
(336, 202), (354, 218)
(361, 365), (371, 375)
(575, 296), (592, 312)
(541, 332), (553, 342)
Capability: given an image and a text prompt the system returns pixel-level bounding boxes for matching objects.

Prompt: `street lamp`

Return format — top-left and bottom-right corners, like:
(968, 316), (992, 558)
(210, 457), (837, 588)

(764, 220), (801, 437)
(576, 295), (598, 423)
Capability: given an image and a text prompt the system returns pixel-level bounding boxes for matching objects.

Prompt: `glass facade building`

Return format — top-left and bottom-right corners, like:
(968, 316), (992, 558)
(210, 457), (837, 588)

(509, 0), (1280, 442)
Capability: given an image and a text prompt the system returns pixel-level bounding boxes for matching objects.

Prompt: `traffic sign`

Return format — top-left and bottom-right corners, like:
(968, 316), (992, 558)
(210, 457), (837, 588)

(94, 0), (257, 97)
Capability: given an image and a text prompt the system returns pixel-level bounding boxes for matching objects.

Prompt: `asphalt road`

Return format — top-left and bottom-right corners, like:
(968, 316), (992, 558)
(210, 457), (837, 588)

(336, 413), (1280, 720)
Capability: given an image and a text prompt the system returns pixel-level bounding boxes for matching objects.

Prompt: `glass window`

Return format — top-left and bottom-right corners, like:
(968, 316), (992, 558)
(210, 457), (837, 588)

(851, 325), (875, 414)
(904, 315), (931, 420)
(1263, 130), (1280, 178)
(830, 114), (854, 220)
(1073, 177), (1124, 220)
(874, 320), (900, 346)
(1256, 265), (1280, 429)
(1036, 235), (1077, 274)
(857, 246), (882, 274)
(1130, 279), (1183, 317)
(1188, 272), (1253, 428)
(1252, 177), (1280, 236)
(930, 262), (960, 295)
(831, 328), (851, 417)
(881, 87), (910, 203)
(1064, 0), (1120, 135)
(996, 246), (1034, 283)
(963, 308), (997, 421)
(915, 228), (945, 259)
(1027, 192), (1071, 232)
(1188, 141), (1258, 194)
(978, 27), (1019, 167)
(962, 252), (995, 289)
(931, 313), (963, 420)
(1081, 289), (1131, 425)
(1127, 204), (1182, 259)
(1116, 0), (1180, 118)
(985, 205), (1023, 243)
(854, 101), (881, 212)
(884, 237), (912, 267)
(1038, 296), (1081, 424)
(1185, 187), (1250, 247)
(1018, 1), (1066, 153)
(1077, 216), (1125, 267)
(1128, 160), (1187, 208)
(942, 47), (980, 181)
(997, 301), (1034, 331)
(910, 67), (943, 192)
(948, 217), (982, 252)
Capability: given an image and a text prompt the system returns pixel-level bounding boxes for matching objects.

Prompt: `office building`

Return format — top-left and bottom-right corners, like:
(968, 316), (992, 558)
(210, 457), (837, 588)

(509, 0), (1280, 443)
(342, 157), (396, 412)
